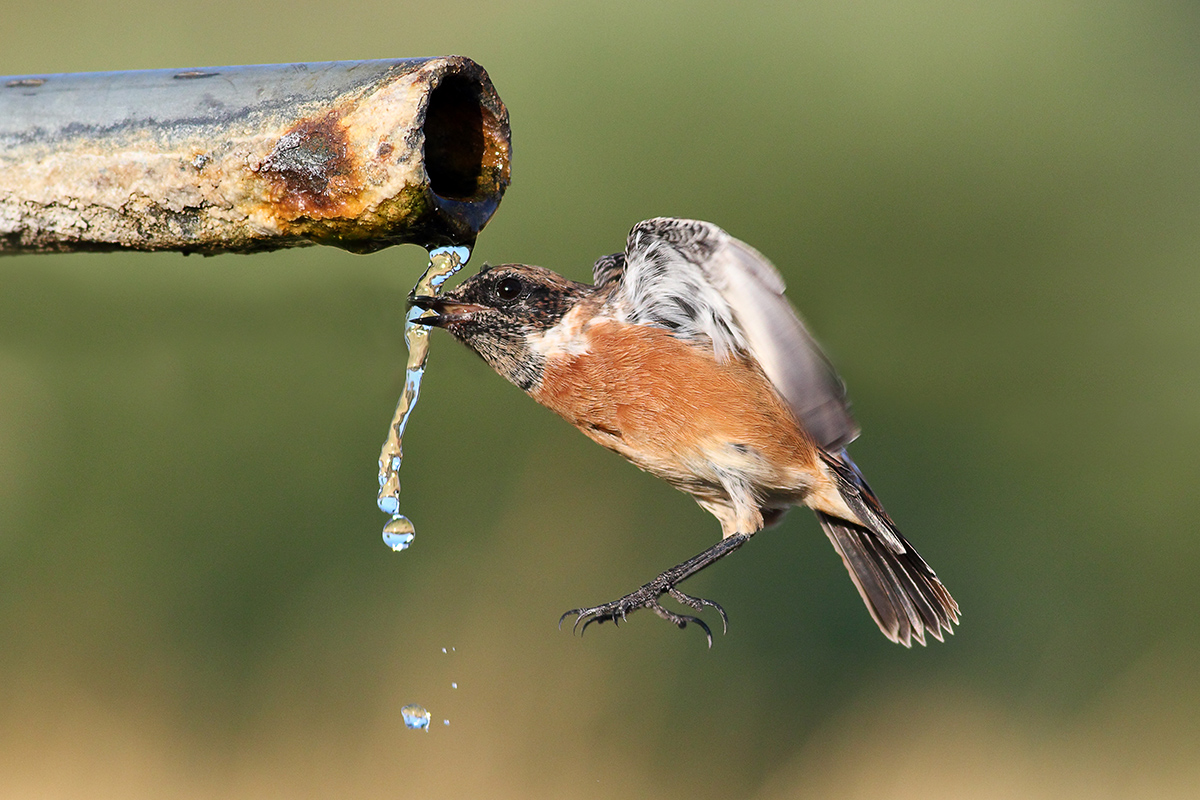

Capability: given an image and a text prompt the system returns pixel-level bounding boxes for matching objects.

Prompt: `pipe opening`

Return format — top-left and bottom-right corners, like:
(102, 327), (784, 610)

(424, 74), (493, 201)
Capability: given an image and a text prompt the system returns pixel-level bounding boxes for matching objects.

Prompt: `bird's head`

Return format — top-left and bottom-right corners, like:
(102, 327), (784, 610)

(410, 263), (591, 391)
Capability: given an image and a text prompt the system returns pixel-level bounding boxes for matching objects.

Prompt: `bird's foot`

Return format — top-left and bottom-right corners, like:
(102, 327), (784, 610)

(559, 578), (730, 648)
(558, 533), (751, 647)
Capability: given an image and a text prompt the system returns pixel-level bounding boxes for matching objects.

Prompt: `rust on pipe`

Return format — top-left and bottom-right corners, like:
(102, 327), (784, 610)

(0, 57), (511, 255)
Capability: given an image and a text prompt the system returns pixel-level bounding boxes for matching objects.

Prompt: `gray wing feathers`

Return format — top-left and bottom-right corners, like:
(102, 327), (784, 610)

(715, 237), (859, 450)
(616, 222), (748, 360)
(617, 217), (858, 450)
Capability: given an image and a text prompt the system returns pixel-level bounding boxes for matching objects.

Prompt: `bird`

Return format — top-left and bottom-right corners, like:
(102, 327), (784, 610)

(410, 217), (959, 646)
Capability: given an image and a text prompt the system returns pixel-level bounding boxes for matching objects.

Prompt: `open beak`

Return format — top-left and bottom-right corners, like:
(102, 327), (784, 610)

(408, 294), (487, 326)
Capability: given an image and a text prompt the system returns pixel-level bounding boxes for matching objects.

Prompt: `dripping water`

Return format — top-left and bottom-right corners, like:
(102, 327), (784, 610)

(400, 704), (431, 731)
(377, 245), (470, 550)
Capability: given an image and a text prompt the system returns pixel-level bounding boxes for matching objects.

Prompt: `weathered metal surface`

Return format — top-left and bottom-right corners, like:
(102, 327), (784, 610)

(0, 57), (511, 255)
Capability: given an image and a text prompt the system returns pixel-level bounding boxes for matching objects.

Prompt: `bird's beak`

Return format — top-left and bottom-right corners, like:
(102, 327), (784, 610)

(408, 294), (487, 326)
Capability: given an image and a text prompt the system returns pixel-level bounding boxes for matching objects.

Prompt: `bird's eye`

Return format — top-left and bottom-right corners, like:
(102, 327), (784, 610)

(494, 276), (524, 302)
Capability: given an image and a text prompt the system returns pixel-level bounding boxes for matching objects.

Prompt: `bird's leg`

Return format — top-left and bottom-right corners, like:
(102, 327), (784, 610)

(559, 532), (752, 647)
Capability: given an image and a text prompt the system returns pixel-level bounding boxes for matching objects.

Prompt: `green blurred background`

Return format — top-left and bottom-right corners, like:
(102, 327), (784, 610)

(3, 1), (1199, 797)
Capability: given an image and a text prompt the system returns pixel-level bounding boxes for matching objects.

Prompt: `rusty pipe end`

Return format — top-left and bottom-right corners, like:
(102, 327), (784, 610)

(419, 56), (512, 249)
(251, 56), (512, 254)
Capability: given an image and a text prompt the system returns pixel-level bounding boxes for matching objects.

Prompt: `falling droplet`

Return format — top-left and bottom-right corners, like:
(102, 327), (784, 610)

(382, 516), (415, 551)
(401, 704), (431, 731)
(443, 719), (450, 726)
(451, 682), (457, 689)
(376, 246), (470, 547)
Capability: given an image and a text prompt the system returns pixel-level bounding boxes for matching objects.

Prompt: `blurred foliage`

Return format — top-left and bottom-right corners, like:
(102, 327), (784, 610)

(2, 1), (1199, 797)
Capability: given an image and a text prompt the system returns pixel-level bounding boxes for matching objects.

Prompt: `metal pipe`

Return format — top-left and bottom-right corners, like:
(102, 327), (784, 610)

(0, 57), (511, 255)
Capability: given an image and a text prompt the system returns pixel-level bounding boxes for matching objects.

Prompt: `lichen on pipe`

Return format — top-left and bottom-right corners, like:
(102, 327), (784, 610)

(0, 57), (511, 255)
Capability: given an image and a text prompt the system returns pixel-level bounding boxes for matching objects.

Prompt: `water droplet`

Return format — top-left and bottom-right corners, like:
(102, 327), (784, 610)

(443, 719), (450, 726)
(401, 704), (431, 731)
(441, 647), (447, 653)
(382, 516), (415, 551)
(451, 682), (457, 689)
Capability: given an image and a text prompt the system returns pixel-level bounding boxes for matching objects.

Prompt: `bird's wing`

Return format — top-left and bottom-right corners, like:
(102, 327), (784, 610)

(611, 217), (859, 450)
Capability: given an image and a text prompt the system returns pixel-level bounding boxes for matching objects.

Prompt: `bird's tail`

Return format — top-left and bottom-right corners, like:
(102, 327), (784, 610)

(816, 450), (959, 646)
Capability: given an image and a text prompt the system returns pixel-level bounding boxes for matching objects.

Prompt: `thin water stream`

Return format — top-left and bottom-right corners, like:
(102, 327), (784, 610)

(377, 245), (470, 550)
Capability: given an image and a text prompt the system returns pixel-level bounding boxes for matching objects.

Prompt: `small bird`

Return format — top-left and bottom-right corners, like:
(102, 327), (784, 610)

(411, 218), (958, 646)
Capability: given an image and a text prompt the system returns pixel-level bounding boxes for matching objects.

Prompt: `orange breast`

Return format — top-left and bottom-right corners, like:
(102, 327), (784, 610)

(529, 321), (817, 491)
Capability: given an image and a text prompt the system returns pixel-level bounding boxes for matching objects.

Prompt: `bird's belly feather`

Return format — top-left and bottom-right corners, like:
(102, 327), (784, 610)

(530, 321), (818, 510)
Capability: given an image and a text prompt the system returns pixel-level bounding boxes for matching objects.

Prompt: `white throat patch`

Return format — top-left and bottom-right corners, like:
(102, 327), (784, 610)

(527, 302), (592, 357)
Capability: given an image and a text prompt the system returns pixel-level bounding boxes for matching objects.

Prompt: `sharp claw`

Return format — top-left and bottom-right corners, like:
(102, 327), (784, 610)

(667, 588), (730, 636)
(704, 598), (729, 635)
(579, 614), (603, 637)
(686, 614), (714, 648)
(652, 602), (714, 647)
